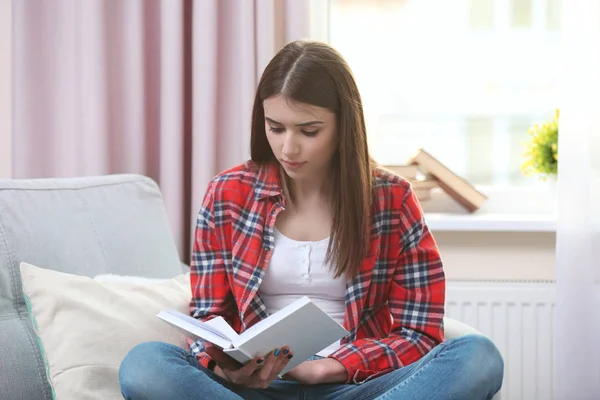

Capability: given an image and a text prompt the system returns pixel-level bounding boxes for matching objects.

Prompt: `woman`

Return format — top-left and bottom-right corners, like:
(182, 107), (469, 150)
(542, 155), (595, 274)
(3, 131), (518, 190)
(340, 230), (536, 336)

(119, 40), (503, 400)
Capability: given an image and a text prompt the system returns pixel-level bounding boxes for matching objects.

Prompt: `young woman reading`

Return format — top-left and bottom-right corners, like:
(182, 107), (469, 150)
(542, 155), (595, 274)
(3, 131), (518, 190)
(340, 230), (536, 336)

(119, 40), (504, 400)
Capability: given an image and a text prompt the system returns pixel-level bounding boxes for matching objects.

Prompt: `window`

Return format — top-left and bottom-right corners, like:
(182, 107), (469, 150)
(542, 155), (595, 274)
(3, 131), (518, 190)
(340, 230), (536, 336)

(312, 0), (562, 187)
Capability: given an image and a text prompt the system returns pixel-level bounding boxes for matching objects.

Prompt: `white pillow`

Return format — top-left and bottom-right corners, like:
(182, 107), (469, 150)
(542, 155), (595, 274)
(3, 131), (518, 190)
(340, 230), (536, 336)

(20, 262), (192, 400)
(93, 273), (174, 284)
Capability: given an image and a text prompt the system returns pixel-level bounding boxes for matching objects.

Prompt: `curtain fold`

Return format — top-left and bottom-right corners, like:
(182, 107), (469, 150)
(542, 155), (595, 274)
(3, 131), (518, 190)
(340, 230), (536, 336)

(13, 0), (310, 260)
(555, 0), (600, 398)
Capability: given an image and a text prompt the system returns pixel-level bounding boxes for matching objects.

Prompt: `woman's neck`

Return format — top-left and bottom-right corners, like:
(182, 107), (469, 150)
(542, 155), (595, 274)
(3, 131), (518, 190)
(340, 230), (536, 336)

(283, 173), (333, 210)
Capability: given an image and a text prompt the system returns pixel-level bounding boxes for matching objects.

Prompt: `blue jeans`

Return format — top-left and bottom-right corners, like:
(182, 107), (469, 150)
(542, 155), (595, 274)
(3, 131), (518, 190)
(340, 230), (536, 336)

(119, 334), (503, 400)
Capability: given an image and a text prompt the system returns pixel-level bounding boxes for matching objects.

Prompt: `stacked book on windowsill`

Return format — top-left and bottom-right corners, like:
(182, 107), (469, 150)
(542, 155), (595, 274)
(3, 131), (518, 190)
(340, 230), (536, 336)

(383, 149), (487, 213)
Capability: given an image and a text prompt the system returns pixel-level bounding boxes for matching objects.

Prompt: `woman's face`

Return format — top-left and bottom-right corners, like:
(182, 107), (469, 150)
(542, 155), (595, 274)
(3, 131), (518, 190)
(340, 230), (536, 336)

(264, 95), (337, 181)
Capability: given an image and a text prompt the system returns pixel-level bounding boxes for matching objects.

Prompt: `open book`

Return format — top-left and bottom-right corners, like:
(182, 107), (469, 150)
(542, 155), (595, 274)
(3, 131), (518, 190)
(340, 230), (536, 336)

(157, 296), (349, 375)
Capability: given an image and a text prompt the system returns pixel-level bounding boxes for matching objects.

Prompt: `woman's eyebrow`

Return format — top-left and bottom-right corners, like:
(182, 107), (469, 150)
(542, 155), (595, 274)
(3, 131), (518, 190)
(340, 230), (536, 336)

(265, 117), (324, 127)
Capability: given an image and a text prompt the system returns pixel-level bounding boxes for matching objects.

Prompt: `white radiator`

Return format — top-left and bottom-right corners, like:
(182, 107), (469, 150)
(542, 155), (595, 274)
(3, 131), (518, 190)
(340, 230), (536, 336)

(446, 281), (557, 400)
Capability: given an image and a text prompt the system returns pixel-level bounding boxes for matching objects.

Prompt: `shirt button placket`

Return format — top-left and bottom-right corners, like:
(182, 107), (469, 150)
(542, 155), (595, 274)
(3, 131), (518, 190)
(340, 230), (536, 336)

(303, 245), (311, 281)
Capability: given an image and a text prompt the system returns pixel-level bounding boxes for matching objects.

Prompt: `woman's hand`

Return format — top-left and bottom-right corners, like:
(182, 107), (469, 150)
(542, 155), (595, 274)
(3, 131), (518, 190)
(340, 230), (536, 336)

(206, 346), (294, 389)
(284, 358), (348, 385)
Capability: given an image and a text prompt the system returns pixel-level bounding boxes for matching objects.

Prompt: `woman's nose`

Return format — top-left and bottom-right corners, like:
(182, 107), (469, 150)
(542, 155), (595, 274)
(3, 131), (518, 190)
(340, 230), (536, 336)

(281, 132), (299, 156)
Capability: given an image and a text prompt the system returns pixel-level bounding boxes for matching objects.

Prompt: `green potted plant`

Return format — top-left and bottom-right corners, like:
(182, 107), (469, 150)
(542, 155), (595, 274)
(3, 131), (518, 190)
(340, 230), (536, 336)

(521, 109), (559, 181)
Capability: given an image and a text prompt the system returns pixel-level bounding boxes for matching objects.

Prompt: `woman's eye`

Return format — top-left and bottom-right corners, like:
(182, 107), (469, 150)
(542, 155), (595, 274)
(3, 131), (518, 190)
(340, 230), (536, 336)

(302, 130), (318, 137)
(268, 126), (285, 133)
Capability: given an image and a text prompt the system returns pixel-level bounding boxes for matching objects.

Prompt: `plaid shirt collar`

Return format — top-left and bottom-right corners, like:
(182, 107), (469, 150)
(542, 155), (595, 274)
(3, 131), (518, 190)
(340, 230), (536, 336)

(253, 162), (283, 201)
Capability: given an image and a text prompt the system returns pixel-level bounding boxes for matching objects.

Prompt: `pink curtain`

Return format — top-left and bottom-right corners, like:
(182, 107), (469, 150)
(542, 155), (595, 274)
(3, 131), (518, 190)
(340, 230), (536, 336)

(13, 0), (310, 260)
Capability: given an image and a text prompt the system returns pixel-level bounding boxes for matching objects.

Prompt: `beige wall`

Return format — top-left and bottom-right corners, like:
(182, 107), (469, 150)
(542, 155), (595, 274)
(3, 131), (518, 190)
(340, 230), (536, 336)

(0, 0), (11, 179)
(435, 231), (556, 282)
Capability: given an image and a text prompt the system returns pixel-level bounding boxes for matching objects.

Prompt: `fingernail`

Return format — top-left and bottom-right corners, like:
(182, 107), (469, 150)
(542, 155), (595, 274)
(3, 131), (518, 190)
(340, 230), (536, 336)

(257, 358), (264, 364)
(283, 349), (289, 355)
(274, 349), (280, 357)
(287, 354), (293, 359)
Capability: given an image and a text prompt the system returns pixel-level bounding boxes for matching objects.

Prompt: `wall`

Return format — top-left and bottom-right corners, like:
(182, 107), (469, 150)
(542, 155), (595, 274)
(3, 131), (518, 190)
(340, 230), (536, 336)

(0, 0), (11, 179)
(436, 231), (556, 282)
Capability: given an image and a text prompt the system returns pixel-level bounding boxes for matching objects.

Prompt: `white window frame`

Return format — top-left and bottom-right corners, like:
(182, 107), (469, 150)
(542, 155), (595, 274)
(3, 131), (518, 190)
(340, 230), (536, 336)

(308, 0), (558, 225)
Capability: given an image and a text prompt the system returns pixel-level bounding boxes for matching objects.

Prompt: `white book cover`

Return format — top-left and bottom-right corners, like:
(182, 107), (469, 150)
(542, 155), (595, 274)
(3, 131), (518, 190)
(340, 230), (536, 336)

(157, 296), (348, 375)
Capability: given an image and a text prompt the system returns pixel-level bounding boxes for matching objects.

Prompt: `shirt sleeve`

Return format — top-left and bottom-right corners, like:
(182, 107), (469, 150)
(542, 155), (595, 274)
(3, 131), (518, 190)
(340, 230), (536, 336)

(188, 182), (237, 369)
(329, 188), (446, 383)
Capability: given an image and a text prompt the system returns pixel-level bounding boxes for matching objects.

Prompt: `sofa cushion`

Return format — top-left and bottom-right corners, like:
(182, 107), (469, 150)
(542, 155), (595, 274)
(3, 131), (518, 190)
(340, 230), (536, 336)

(20, 262), (191, 400)
(0, 174), (185, 400)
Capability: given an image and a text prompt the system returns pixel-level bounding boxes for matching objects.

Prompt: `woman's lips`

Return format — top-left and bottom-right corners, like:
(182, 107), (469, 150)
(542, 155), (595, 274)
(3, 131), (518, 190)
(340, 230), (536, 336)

(282, 160), (306, 169)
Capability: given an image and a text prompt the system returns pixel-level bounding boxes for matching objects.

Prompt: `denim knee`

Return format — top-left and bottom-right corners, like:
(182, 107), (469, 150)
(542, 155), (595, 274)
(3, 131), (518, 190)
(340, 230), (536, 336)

(119, 341), (186, 399)
(458, 334), (504, 395)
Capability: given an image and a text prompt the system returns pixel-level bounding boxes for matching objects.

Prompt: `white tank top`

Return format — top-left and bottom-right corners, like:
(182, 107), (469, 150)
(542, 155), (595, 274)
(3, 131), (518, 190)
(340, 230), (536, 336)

(258, 227), (346, 356)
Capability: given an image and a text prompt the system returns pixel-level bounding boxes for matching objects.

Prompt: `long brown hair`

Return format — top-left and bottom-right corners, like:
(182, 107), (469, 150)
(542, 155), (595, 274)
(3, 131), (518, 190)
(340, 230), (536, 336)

(250, 40), (373, 281)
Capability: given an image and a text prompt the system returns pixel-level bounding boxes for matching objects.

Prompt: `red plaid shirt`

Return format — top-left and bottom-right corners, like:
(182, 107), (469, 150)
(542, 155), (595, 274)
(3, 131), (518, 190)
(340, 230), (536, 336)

(189, 160), (445, 384)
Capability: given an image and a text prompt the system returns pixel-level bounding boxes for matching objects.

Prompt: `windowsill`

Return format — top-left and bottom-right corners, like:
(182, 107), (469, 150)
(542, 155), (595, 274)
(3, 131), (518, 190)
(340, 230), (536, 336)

(421, 185), (557, 232)
(425, 212), (556, 232)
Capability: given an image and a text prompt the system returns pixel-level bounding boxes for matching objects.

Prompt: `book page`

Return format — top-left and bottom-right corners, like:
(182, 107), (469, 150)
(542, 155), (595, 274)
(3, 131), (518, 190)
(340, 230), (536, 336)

(235, 296), (312, 344)
(163, 309), (234, 340)
(157, 310), (233, 350)
(232, 297), (349, 375)
(205, 316), (239, 340)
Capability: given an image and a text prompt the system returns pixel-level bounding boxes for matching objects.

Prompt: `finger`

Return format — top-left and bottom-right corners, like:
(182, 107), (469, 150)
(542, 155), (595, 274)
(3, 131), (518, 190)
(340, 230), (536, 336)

(222, 357), (264, 386)
(268, 347), (293, 382)
(257, 348), (281, 381)
(239, 355), (264, 377)
(205, 347), (243, 370)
